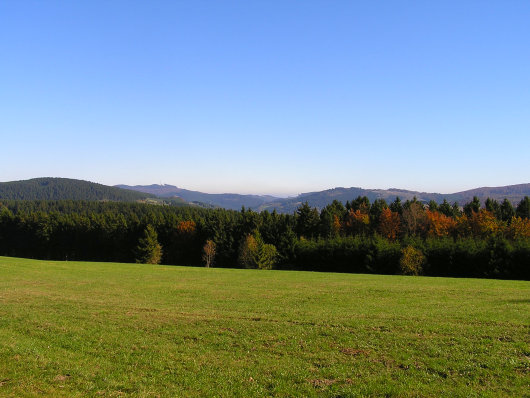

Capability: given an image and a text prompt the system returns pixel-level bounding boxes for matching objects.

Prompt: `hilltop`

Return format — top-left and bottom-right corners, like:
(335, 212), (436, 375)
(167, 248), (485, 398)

(0, 178), (155, 202)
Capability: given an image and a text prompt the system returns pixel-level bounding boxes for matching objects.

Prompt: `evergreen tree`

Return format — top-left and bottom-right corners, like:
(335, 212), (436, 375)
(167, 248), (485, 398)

(135, 225), (163, 264)
(438, 199), (453, 217)
(452, 202), (462, 217)
(389, 197), (403, 215)
(516, 196), (530, 219)
(295, 202), (320, 238)
(500, 198), (515, 222)
(319, 200), (345, 238)
(349, 196), (370, 212)
(464, 196), (481, 216)
(427, 200), (438, 212)
(485, 198), (501, 219)
(369, 199), (388, 228)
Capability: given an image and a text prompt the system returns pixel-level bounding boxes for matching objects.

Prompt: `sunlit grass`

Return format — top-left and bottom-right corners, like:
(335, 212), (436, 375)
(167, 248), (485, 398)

(0, 256), (528, 397)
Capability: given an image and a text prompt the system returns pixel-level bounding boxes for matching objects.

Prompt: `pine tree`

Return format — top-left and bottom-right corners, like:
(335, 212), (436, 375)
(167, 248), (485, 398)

(516, 196), (530, 219)
(135, 225), (163, 264)
(500, 199), (515, 222)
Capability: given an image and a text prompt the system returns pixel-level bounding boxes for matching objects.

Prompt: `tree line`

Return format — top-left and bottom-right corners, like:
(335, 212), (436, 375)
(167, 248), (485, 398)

(0, 196), (528, 279)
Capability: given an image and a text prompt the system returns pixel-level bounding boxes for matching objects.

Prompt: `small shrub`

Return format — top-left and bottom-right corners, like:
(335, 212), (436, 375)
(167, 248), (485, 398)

(399, 246), (425, 276)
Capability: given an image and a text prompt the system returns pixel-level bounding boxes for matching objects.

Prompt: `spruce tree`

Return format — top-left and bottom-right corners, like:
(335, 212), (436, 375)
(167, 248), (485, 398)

(516, 196), (530, 219)
(135, 225), (163, 264)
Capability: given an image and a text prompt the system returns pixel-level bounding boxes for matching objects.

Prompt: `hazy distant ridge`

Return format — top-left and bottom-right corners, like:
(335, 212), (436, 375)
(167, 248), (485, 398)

(258, 184), (530, 213)
(2, 178), (527, 212)
(117, 182), (530, 213)
(116, 184), (278, 210)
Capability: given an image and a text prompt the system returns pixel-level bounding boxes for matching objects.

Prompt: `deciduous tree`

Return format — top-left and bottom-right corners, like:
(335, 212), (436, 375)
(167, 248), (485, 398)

(378, 208), (400, 240)
(202, 239), (216, 267)
(426, 210), (456, 237)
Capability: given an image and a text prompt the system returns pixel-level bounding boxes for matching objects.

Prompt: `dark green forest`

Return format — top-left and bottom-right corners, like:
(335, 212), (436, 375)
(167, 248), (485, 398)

(0, 178), (154, 201)
(0, 196), (529, 280)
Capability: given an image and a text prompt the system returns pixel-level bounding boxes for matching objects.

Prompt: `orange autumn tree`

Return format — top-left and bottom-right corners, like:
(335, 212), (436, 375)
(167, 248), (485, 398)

(176, 220), (196, 236)
(425, 210), (456, 237)
(332, 215), (342, 236)
(344, 208), (370, 235)
(378, 208), (400, 240)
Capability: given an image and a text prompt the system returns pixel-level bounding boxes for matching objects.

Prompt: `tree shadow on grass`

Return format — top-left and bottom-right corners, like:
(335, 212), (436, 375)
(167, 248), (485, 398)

(505, 299), (530, 304)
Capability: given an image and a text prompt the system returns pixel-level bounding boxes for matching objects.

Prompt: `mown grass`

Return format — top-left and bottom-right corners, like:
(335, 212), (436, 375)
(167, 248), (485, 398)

(0, 256), (528, 397)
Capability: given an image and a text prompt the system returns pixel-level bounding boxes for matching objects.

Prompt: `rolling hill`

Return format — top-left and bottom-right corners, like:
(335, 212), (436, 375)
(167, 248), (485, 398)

(0, 178), (156, 202)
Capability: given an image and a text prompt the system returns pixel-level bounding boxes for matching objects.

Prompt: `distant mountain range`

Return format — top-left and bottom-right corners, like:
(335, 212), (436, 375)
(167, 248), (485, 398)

(117, 182), (530, 213)
(1, 178), (528, 213)
(255, 184), (530, 213)
(115, 184), (279, 210)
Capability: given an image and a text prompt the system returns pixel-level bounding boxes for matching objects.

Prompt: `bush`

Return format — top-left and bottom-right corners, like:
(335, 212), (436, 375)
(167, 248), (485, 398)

(399, 246), (425, 276)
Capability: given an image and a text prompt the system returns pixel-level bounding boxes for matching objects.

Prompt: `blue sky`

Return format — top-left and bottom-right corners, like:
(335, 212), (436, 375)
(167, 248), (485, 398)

(1, 1), (529, 196)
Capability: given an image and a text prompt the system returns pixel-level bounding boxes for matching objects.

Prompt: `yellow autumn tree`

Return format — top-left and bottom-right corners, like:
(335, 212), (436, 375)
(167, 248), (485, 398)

(508, 216), (530, 239)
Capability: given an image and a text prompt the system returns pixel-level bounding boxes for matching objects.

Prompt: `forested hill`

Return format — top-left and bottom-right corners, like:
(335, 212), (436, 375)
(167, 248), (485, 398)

(0, 178), (156, 201)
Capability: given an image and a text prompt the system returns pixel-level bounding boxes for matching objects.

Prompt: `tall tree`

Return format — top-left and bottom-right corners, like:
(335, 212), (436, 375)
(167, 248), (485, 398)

(389, 197), (403, 215)
(318, 200), (346, 237)
(295, 202), (320, 238)
(402, 202), (427, 236)
(378, 208), (400, 240)
(516, 196), (530, 219)
(500, 198), (515, 222)
(485, 198), (501, 219)
(438, 199), (453, 217)
(463, 196), (481, 216)
(348, 196), (370, 212)
(369, 199), (388, 228)
(427, 200), (439, 212)
(135, 225), (163, 264)
(202, 240), (216, 268)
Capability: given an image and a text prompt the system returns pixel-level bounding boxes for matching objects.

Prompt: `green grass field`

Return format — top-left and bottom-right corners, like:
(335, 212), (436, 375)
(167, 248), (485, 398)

(0, 257), (528, 397)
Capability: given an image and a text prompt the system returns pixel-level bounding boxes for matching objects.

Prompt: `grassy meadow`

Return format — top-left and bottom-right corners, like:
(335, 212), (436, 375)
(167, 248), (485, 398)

(0, 256), (528, 397)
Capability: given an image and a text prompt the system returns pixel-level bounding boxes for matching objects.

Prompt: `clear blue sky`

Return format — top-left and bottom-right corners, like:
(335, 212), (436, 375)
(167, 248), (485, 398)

(1, 1), (529, 196)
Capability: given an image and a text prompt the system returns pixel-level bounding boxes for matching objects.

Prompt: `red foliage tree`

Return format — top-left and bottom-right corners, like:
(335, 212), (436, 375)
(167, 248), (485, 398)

(378, 208), (400, 240)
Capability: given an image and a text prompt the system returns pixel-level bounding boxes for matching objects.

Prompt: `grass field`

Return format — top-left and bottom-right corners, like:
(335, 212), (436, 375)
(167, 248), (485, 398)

(0, 257), (528, 397)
